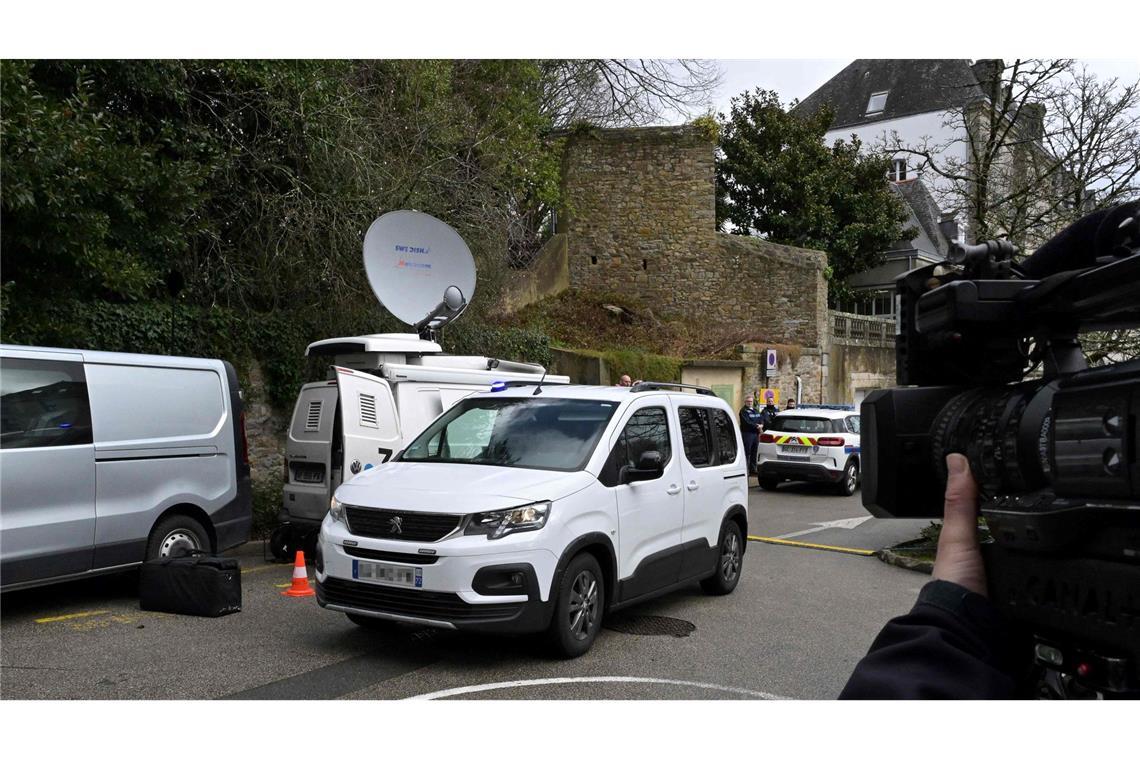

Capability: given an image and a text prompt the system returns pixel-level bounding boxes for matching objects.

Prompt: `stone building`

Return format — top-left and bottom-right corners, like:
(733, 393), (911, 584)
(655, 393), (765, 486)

(508, 124), (835, 405)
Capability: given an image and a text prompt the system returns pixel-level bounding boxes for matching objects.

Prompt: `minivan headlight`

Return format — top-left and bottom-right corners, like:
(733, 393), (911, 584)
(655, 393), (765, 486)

(464, 501), (551, 540)
(329, 496), (346, 524)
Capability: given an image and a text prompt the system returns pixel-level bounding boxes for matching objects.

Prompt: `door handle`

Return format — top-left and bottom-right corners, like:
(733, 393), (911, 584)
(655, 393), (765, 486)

(686, 481), (700, 491)
(666, 484), (681, 495)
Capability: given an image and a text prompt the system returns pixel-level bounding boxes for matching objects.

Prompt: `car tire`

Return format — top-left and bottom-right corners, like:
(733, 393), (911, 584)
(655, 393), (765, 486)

(346, 613), (399, 632)
(701, 521), (743, 596)
(759, 477), (779, 491)
(547, 553), (605, 659)
(835, 459), (859, 497)
(146, 514), (210, 561)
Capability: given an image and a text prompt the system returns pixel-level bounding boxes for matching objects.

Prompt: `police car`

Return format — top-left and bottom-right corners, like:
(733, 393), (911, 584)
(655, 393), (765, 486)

(755, 406), (861, 496)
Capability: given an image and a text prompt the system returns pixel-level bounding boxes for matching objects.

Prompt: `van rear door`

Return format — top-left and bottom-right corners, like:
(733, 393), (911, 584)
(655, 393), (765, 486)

(335, 367), (401, 477)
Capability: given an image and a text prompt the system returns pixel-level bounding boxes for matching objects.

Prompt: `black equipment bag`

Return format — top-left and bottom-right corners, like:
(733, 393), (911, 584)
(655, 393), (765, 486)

(140, 552), (242, 617)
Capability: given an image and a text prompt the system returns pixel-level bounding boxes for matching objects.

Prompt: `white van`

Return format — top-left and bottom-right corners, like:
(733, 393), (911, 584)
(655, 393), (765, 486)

(278, 333), (568, 555)
(0, 345), (252, 591)
(315, 382), (748, 657)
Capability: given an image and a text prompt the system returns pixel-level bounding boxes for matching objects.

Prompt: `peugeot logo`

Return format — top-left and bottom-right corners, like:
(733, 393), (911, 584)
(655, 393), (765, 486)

(388, 516), (403, 535)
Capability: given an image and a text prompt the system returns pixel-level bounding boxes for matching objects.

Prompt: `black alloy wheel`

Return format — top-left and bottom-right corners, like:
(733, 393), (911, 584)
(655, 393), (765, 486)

(701, 521), (743, 595)
(547, 553), (605, 658)
(836, 459), (859, 496)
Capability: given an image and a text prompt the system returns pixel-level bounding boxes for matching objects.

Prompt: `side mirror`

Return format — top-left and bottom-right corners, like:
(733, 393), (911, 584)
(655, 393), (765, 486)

(622, 450), (664, 484)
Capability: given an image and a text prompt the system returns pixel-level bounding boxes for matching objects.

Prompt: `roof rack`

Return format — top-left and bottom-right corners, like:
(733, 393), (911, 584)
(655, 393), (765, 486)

(630, 381), (715, 396)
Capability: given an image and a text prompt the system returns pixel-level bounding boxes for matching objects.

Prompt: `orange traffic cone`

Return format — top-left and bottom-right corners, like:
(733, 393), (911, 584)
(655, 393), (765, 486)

(282, 550), (316, 597)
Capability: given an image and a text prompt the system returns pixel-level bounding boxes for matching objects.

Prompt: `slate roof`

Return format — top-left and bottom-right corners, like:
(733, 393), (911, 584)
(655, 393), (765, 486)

(794, 59), (986, 130)
(890, 179), (953, 259)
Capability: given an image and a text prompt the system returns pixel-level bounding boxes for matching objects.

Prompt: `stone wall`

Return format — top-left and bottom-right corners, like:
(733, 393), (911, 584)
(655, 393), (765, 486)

(827, 311), (896, 405)
(559, 125), (829, 347)
(242, 362), (288, 489)
(738, 343), (824, 406)
(500, 233), (570, 312)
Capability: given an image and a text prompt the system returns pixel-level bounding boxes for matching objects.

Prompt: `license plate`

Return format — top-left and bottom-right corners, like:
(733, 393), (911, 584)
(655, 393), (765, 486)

(780, 444), (812, 455)
(353, 560), (422, 588)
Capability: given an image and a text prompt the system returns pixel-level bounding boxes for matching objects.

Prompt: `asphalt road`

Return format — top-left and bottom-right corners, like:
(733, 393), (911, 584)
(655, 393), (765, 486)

(0, 482), (933, 700)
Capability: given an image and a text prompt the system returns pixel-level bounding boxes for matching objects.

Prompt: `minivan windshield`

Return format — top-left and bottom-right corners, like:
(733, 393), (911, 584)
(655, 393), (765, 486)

(769, 415), (834, 434)
(398, 397), (619, 472)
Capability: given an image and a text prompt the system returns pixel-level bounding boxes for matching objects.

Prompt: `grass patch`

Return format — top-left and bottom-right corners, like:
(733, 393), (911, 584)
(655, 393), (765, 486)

(502, 289), (785, 359)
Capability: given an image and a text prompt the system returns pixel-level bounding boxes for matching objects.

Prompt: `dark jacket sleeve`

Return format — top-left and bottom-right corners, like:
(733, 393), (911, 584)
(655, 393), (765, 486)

(739, 408), (760, 434)
(839, 580), (1019, 699)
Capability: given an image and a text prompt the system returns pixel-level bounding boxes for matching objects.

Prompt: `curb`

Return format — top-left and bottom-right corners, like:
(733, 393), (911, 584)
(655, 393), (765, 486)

(877, 548), (934, 575)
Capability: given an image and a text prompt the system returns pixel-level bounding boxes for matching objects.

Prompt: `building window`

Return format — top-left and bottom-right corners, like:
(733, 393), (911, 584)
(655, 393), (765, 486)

(866, 91), (889, 114)
(889, 158), (907, 182)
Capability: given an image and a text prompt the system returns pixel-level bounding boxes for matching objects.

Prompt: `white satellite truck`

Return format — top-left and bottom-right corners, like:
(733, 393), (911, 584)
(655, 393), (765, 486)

(274, 211), (568, 558)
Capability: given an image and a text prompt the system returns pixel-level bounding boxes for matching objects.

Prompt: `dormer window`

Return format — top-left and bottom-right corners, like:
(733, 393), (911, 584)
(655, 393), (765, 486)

(866, 90), (889, 115)
(889, 158), (907, 182)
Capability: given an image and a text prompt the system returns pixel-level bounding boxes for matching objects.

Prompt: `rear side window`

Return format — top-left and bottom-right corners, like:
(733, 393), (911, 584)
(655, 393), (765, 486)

(713, 409), (737, 464)
(0, 358), (93, 448)
(678, 407), (712, 467)
(770, 416), (832, 434)
(85, 364), (225, 443)
(846, 416), (861, 434)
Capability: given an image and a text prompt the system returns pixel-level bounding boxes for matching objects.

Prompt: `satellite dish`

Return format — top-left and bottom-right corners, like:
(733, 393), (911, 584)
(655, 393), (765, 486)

(362, 210), (476, 327)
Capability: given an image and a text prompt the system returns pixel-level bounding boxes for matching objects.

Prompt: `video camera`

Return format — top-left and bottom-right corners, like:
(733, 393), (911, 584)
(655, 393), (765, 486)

(861, 201), (1140, 697)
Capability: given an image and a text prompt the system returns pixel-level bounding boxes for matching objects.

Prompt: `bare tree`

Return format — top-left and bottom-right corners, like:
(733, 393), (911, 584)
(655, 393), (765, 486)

(1041, 64), (1140, 222)
(540, 60), (721, 127)
(884, 59), (1140, 358)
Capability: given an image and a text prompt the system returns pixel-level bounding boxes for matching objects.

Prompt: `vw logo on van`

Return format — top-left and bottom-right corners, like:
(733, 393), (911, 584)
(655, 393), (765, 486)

(388, 516), (403, 535)
(350, 459), (362, 474)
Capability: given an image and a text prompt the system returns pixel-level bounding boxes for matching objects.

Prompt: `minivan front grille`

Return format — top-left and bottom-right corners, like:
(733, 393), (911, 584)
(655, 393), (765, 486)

(342, 546), (440, 565)
(305, 400), (323, 432)
(319, 577), (521, 622)
(344, 507), (462, 542)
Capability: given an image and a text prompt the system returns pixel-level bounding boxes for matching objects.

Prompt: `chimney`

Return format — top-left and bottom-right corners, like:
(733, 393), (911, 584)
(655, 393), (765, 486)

(1019, 102), (1046, 141)
(938, 214), (960, 245)
(972, 59), (1005, 105)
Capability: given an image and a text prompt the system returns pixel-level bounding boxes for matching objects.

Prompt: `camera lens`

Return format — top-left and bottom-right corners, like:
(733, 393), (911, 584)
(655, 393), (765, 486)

(931, 383), (1053, 496)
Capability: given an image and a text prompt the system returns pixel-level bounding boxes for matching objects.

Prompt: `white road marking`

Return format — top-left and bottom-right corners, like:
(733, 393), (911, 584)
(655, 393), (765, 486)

(405, 676), (789, 700)
(775, 515), (873, 540)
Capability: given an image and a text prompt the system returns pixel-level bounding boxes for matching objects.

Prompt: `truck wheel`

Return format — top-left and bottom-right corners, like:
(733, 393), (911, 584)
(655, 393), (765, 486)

(835, 459), (859, 497)
(759, 477), (779, 491)
(146, 515), (210, 560)
(269, 524), (294, 562)
(701, 522), (743, 596)
(547, 553), (605, 659)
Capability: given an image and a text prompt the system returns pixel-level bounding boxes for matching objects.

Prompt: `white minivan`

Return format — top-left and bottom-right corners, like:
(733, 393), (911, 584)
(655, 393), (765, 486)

(0, 345), (252, 591)
(315, 382), (748, 657)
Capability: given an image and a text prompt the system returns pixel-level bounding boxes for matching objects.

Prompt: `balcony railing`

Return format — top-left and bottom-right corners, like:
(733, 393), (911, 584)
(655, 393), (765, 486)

(830, 310), (894, 347)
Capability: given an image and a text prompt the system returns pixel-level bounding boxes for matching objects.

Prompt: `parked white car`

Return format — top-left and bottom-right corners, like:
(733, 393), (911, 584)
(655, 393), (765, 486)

(315, 382), (749, 657)
(755, 407), (861, 496)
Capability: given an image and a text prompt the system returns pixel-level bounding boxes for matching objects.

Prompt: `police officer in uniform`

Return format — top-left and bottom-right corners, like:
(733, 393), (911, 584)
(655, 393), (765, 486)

(739, 394), (763, 476)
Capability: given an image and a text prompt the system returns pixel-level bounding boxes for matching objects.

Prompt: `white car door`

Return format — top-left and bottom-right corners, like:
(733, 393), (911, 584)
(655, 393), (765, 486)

(334, 367), (401, 477)
(671, 401), (744, 574)
(606, 401), (684, 601)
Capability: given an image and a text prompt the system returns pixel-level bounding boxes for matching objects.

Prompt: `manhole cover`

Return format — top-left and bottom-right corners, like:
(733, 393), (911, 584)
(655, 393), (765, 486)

(604, 614), (695, 638)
